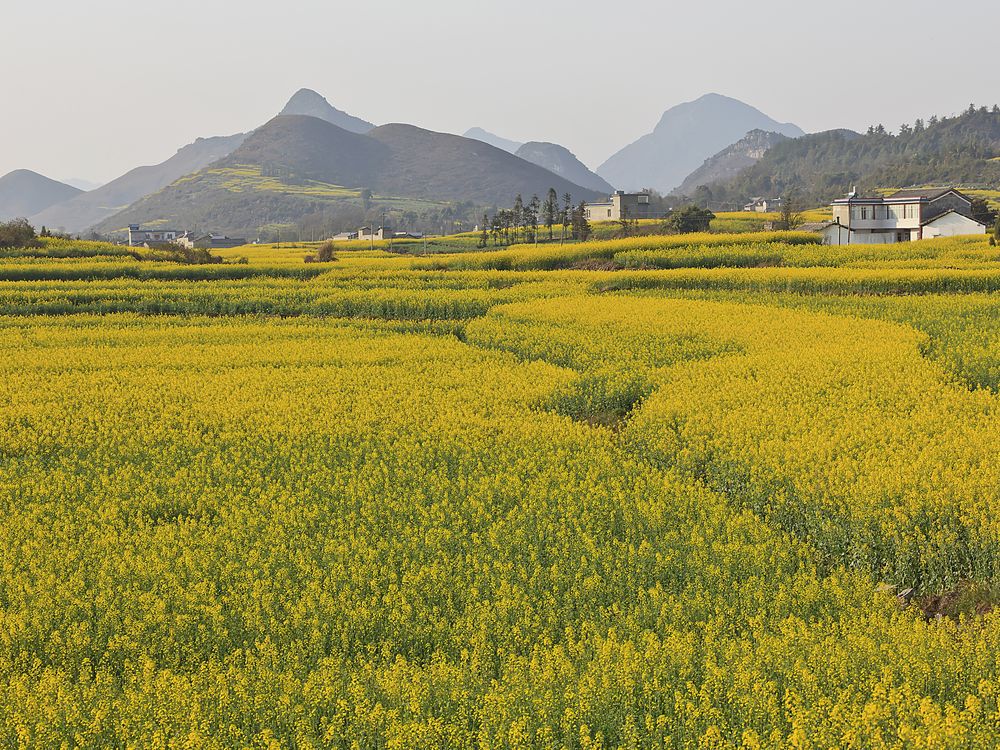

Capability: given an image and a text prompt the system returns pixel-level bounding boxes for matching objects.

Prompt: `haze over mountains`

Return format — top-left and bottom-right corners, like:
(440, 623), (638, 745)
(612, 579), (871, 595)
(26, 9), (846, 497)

(95, 115), (605, 235)
(705, 107), (1000, 207)
(514, 143), (614, 195)
(9, 85), (1000, 238)
(598, 93), (805, 194)
(676, 129), (791, 197)
(279, 88), (375, 134)
(29, 134), (247, 233)
(0, 170), (82, 220)
(463, 128), (523, 154)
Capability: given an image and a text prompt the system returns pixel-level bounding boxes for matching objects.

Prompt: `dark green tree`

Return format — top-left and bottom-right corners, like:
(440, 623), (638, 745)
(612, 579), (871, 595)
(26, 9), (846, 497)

(526, 195), (540, 243)
(562, 193), (573, 241)
(543, 188), (558, 240)
(779, 192), (804, 230)
(970, 198), (997, 228)
(479, 213), (489, 248)
(0, 218), (40, 249)
(512, 195), (524, 244)
(666, 205), (715, 234)
(572, 201), (591, 241)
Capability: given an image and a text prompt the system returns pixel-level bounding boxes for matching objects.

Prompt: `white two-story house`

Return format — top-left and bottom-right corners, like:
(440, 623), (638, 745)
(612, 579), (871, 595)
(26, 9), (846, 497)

(822, 188), (985, 245)
(584, 191), (656, 223)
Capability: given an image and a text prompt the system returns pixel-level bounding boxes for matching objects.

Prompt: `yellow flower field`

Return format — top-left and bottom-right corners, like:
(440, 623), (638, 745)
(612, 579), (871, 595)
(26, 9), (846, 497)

(3, 232), (1000, 747)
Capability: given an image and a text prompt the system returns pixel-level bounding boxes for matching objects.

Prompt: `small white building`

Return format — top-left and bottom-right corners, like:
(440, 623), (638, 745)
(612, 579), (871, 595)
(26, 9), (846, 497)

(127, 224), (184, 247)
(354, 226), (422, 242)
(174, 232), (246, 249)
(820, 188), (986, 245)
(585, 191), (655, 223)
(743, 197), (782, 213)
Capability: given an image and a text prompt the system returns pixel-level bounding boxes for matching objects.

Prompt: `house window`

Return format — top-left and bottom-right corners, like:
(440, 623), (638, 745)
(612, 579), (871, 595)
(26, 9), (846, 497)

(607, 209), (612, 217)
(638, 195), (650, 204)
(860, 206), (871, 220)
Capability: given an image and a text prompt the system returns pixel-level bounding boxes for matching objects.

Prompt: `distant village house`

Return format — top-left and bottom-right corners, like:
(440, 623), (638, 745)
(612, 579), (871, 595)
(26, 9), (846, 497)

(819, 188), (986, 245)
(348, 227), (423, 242)
(127, 224), (183, 247)
(744, 197), (782, 213)
(584, 191), (656, 223)
(175, 232), (247, 250)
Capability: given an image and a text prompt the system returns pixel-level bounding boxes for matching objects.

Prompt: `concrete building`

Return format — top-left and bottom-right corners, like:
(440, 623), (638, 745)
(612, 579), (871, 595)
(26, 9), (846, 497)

(127, 224), (184, 247)
(584, 191), (656, 223)
(354, 227), (423, 242)
(820, 188), (986, 245)
(175, 232), (246, 250)
(744, 197), (782, 213)
(357, 226), (393, 242)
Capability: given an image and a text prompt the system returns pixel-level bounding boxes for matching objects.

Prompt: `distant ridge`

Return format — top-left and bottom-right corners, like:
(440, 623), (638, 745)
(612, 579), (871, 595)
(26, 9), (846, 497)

(676, 130), (791, 196)
(0, 170), (82, 221)
(705, 107), (1000, 205)
(96, 115), (605, 235)
(463, 128), (523, 154)
(598, 93), (804, 193)
(515, 142), (615, 194)
(62, 178), (103, 192)
(30, 134), (247, 233)
(280, 88), (374, 134)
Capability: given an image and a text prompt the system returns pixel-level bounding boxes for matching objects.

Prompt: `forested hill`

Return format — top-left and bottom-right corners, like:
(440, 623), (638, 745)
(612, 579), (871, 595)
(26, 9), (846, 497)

(709, 106), (1000, 205)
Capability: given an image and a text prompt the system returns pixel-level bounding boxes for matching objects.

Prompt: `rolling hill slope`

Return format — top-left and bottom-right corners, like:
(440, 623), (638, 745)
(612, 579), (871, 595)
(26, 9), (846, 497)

(96, 116), (604, 235)
(279, 88), (374, 133)
(676, 130), (791, 197)
(463, 128), (523, 153)
(366, 124), (603, 205)
(515, 142), (615, 194)
(0, 170), (82, 220)
(30, 134), (247, 232)
(707, 107), (1000, 206)
(598, 93), (804, 193)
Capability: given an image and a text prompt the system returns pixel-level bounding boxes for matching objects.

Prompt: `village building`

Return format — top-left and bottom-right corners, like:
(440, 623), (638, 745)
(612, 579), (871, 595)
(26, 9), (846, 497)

(353, 227), (423, 242)
(175, 232), (247, 250)
(743, 197), (782, 213)
(584, 191), (656, 223)
(818, 188), (986, 245)
(127, 224), (184, 247)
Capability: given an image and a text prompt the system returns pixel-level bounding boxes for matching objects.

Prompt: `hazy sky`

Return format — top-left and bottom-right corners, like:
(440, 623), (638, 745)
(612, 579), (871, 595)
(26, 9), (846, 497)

(3, 0), (998, 184)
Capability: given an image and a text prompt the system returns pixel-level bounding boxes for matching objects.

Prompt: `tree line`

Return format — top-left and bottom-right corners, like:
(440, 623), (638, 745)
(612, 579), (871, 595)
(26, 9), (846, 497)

(479, 189), (592, 247)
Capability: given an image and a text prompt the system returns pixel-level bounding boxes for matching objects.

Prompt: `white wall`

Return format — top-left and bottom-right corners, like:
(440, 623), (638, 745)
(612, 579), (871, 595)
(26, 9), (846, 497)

(922, 212), (986, 238)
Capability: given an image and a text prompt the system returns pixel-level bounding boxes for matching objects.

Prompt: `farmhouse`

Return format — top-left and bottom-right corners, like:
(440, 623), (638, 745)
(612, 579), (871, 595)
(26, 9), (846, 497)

(355, 227), (423, 242)
(744, 197), (782, 213)
(585, 191), (656, 223)
(175, 232), (247, 250)
(127, 224), (185, 247)
(820, 188), (986, 245)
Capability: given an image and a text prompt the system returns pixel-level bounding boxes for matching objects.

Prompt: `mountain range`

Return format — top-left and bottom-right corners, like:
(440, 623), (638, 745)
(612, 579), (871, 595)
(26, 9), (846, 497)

(598, 93), (805, 194)
(513, 142), (614, 194)
(14, 87), (1000, 238)
(676, 129), (791, 197)
(94, 115), (605, 235)
(705, 107), (1000, 206)
(463, 128), (522, 154)
(0, 170), (82, 221)
(30, 134), (247, 233)
(279, 88), (375, 133)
